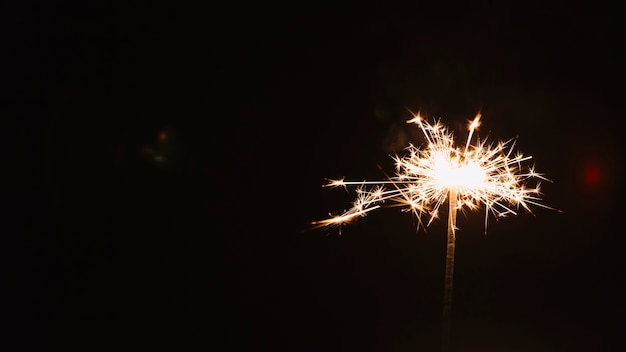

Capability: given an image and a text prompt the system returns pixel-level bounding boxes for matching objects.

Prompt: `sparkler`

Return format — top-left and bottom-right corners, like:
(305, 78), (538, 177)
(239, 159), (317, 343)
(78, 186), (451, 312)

(314, 112), (554, 351)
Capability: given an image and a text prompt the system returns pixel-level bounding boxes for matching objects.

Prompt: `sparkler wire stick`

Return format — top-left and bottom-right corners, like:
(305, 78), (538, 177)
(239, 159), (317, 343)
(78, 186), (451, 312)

(442, 186), (458, 352)
(314, 112), (555, 351)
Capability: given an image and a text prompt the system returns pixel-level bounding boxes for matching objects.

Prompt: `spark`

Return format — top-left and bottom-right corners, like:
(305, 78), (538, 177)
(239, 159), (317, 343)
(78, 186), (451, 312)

(313, 112), (557, 352)
(314, 113), (554, 230)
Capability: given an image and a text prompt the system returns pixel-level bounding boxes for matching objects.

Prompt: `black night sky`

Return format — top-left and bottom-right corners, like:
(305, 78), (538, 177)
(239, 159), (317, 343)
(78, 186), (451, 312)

(9, 1), (625, 351)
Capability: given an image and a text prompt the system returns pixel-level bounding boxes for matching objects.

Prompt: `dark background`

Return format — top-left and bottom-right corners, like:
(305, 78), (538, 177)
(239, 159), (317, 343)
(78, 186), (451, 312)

(7, 1), (624, 351)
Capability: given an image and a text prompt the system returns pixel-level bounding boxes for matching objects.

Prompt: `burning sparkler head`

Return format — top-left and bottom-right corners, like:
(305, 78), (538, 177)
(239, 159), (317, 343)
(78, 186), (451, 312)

(314, 113), (552, 230)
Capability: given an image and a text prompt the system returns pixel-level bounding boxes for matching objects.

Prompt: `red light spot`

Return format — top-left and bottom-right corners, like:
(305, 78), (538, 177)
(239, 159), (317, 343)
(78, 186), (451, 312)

(584, 165), (601, 186)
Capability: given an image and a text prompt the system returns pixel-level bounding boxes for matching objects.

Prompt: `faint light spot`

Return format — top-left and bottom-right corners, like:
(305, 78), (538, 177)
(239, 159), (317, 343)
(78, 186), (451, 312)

(158, 130), (167, 142)
(583, 164), (602, 186)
